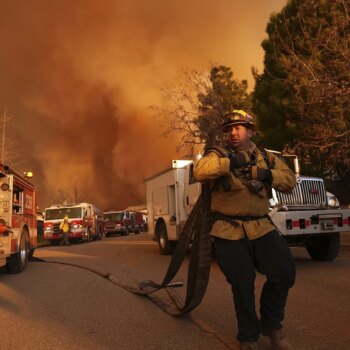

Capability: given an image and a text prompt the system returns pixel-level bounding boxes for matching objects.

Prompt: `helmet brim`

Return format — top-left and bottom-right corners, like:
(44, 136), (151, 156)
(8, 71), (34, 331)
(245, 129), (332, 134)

(222, 121), (255, 132)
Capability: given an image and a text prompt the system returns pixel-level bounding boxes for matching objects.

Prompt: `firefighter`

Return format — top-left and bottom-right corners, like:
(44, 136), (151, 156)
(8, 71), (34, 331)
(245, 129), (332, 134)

(59, 215), (70, 246)
(194, 110), (296, 350)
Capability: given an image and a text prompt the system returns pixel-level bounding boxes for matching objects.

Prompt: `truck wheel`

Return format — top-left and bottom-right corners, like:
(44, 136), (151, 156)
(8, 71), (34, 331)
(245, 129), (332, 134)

(7, 229), (30, 273)
(305, 233), (340, 261)
(156, 222), (176, 255)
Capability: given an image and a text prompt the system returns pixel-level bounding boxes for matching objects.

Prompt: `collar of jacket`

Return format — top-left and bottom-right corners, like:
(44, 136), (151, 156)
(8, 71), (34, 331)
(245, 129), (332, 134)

(226, 141), (256, 153)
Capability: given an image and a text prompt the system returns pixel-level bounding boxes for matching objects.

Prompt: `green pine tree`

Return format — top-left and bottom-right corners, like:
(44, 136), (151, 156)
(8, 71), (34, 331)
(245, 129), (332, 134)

(253, 0), (350, 177)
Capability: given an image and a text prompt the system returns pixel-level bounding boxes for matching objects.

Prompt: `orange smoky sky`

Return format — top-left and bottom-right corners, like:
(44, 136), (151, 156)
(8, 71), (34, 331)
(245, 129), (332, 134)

(0, 0), (286, 210)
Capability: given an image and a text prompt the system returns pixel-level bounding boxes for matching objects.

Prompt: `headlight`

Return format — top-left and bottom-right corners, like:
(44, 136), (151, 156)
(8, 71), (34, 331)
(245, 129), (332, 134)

(326, 191), (340, 208)
(269, 198), (277, 208)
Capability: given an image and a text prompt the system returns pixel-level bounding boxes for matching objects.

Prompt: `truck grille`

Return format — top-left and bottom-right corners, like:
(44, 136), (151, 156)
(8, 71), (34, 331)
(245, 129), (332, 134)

(53, 223), (61, 233)
(274, 177), (327, 206)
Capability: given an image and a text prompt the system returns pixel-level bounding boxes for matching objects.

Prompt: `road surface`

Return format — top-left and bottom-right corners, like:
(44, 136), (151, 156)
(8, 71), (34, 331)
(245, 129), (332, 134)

(1, 234), (350, 350)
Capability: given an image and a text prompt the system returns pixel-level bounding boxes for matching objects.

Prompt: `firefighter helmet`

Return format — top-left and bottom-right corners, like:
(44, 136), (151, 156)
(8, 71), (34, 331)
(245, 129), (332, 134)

(222, 110), (255, 131)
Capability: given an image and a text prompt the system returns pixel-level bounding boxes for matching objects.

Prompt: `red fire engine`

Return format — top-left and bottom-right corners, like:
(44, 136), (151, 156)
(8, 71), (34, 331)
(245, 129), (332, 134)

(0, 164), (37, 273)
(43, 202), (103, 244)
(103, 210), (144, 237)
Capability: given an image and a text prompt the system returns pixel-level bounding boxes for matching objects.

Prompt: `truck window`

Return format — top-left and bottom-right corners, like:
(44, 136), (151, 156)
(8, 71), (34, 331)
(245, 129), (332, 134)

(45, 207), (82, 220)
(103, 212), (123, 221)
(13, 186), (23, 214)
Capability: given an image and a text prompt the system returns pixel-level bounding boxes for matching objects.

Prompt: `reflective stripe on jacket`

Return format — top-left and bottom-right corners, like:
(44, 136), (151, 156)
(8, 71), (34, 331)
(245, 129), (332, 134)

(193, 143), (296, 240)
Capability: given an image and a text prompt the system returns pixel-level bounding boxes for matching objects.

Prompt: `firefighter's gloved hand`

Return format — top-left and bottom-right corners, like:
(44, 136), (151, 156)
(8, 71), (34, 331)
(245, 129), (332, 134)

(241, 165), (272, 183)
(246, 179), (265, 197)
(228, 151), (252, 172)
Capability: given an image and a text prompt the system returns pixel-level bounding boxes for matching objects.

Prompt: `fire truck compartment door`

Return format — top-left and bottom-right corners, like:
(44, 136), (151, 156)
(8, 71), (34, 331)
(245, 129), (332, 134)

(0, 175), (12, 256)
(0, 175), (12, 223)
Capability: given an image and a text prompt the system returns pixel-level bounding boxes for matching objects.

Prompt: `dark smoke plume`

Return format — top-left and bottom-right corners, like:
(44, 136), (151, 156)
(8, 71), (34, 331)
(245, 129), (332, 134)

(0, 0), (285, 209)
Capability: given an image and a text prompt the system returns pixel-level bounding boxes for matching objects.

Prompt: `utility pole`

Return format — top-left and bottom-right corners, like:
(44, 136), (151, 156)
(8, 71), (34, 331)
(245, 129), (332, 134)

(0, 109), (21, 167)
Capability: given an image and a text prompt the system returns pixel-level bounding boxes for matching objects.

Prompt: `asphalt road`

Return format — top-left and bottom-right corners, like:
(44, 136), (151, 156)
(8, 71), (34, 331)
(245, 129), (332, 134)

(1, 234), (350, 350)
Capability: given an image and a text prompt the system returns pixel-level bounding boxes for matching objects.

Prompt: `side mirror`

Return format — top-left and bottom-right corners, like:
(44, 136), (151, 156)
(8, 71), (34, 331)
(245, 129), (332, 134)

(281, 154), (300, 177)
(293, 157), (300, 177)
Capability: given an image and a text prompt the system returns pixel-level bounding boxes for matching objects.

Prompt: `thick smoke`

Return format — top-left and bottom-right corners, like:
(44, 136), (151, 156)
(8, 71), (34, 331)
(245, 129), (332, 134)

(0, 0), (285, 210)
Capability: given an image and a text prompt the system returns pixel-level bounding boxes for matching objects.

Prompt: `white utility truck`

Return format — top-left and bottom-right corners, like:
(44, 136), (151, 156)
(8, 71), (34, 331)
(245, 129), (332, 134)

(146, 155), (350, 260)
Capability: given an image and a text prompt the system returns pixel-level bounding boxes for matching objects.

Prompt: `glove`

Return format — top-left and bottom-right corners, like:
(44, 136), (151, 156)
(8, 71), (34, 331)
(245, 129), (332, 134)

(228, 151), (252, 171)
(241, 165), (272, 183)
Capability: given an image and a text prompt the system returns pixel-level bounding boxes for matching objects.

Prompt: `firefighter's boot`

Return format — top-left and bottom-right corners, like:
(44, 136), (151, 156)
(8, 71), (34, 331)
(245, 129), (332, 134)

(239, 341), (258, 350)
(262, 328), (294, 350)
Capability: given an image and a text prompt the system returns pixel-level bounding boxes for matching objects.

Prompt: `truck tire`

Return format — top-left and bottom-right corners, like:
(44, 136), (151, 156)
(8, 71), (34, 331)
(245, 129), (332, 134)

(156, 221), (176, 255)
(305, 233), (340, 261)
(121, 229), (129, 236)
(7, 228), (30, 273)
